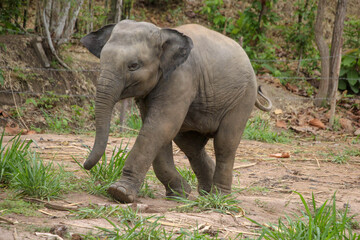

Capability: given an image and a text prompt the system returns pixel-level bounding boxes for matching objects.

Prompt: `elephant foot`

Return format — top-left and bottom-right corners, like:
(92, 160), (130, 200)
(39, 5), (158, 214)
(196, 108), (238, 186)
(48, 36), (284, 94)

(165, 180), (192, 199)
(108, 181), (138, 203)
(197, 181), (213, 195)
(211, 184), (231, 195)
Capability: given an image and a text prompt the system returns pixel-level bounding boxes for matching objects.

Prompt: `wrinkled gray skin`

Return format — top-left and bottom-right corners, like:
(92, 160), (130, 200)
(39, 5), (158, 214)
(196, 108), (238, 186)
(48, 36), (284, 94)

(81, 20), (272, 203)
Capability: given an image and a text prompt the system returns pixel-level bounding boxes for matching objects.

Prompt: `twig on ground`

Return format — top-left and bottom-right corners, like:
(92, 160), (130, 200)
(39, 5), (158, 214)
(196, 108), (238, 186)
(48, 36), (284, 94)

(23, 197), (78, 211)
(0, 216), (16, 225)
(13, 228), (19, 240)
(233, 162), (257, 170)
(315, 157), (321, 168)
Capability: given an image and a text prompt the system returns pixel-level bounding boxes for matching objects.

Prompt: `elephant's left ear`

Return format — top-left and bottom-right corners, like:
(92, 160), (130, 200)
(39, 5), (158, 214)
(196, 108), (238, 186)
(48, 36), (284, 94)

(160, 29), (193, 79)
(81, 24), (116, 58)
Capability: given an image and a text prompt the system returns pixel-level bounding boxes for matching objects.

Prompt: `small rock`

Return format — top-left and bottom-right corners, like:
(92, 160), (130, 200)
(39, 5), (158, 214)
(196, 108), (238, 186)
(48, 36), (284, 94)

(50, 224), (68, 238)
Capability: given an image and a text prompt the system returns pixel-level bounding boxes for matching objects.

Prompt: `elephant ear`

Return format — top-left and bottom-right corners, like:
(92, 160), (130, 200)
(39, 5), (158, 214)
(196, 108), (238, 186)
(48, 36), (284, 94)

(160, 29), (193, 79)
(81, 24), (116, 58)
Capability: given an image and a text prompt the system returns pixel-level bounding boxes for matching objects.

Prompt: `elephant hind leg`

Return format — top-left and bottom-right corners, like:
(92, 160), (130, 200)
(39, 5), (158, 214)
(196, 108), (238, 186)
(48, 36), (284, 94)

(213, 97), (255, 194)
(174, 131), (215, 194)
(153, 142), (191, 198)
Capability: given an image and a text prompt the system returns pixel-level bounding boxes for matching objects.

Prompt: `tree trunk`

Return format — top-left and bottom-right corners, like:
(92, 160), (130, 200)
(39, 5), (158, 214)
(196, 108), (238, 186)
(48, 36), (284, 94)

(315, 0), (346, 107)
(328, 0), (346, 98)
(314, 0), (330, 107)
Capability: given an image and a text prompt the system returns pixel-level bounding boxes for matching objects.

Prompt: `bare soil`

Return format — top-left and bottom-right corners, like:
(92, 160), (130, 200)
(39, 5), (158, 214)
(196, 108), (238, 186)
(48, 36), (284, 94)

(0, 133), (359, 239)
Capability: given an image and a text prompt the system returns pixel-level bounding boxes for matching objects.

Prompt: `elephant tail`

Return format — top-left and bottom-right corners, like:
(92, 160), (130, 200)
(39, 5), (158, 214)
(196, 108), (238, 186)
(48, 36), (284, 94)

(255, 86), (272, 112)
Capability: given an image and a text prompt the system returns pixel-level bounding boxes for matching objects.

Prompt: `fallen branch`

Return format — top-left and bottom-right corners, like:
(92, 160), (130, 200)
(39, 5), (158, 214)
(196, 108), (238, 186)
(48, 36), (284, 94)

(23, 197), (78, 211)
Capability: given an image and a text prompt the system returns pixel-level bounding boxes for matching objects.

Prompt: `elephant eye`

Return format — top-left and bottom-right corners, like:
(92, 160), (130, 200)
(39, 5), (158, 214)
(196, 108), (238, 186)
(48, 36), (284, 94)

(128, 62), (141, 71)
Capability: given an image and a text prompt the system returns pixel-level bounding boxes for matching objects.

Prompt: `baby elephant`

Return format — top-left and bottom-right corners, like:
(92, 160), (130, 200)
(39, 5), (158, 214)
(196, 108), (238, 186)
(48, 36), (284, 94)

(81, 20), (272, 203)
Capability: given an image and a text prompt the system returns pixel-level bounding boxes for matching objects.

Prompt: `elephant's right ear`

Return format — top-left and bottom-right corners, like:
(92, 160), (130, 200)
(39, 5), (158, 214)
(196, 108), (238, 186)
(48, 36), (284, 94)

(81, 24), (116, 58)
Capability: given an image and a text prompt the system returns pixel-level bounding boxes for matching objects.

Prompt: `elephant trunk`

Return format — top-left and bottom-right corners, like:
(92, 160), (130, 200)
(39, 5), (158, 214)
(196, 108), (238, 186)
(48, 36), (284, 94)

(83, 73), (123, 170)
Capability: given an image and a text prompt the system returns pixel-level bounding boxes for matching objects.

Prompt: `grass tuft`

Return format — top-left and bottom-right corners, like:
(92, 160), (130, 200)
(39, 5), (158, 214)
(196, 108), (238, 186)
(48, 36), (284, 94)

(248, 192), (360, 239)
(0, 132), (63, 199)
(74, 141), (129, 196)
(244, 114), (291, 143)
(173, 190), (243, 214)
(176, 166), (198, 190)
(10, 152), (63, 199)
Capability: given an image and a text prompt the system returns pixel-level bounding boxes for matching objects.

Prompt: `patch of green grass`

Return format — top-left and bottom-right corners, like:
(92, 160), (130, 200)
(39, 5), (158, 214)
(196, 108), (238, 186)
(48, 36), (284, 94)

(10, 152), (63, 199)
(74, 142), (129, 196)
(0, 132), (33, 185)
(24, 225), (52, 233)
(0, 199), (42, 216)
(172, 190), (243, 214)
(352, 136), (360, 144)
(71, 204), (124, 219)
(322, 151), (350, 164)
(83, 215), (174, 240)
(0, 132), (63, 199)
(344, 147), (360, 157)
(244, 115), (292, 143)
(248, 192), (360, 239)
(176, 166), (198, 190)
(138, 179), (156, 199)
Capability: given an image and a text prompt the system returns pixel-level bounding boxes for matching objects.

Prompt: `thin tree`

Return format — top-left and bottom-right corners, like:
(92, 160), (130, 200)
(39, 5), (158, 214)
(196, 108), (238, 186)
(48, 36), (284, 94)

(314, 0), (347, 108)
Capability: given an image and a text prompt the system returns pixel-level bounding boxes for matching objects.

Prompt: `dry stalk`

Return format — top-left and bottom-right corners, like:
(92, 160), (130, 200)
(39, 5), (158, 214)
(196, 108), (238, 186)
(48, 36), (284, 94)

(8, 71), (29, 131)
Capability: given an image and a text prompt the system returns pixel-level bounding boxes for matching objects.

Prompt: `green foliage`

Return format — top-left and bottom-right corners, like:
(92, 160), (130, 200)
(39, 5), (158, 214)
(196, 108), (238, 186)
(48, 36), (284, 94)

(0, 0), (24, 34)
(282, 0), (317, 74)
(173, 190), (243, 214)
(43, 111), (71, 134)
(0, 69), (4, 86)
(234, 0), (279, 64)
(74, 142), (129, 195)
(243, 115), (291, 143)
(339, 17), (360, 94)
(201, 0), (228, 33)
(201, 0), (279, 64)
(76, 3), (110, 38)
(25, 91), (62, 110)
(249, 192), (359, 239)
(71, 105), (86, 129)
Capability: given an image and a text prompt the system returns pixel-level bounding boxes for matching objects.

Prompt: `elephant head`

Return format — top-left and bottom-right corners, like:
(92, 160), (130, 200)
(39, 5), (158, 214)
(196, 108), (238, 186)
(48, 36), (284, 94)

(81, 20), (193, 170)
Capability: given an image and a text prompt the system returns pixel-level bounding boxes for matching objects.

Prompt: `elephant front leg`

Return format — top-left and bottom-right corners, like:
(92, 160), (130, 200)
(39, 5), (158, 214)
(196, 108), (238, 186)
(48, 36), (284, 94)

(108, 103), (191, 203)
(153, 142), (191, 198)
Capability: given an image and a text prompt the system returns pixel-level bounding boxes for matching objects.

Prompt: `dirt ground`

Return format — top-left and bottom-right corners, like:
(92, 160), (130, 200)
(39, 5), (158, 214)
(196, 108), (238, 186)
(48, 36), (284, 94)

(0, 133), (359, 239)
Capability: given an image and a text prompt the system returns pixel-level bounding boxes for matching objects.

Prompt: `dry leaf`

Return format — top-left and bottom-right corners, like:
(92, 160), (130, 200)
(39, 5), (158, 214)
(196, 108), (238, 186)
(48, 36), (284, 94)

(276, 120), (287, 129)
(274, 109), (283, 115)
(290, 125), (317, 135)
(285, 83), (299, 93)
(354, 129), (360, 136)
(339, 118), (353, 132)
(269, 152), (291, 158)
(309, 118), (326, 129)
